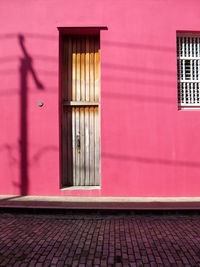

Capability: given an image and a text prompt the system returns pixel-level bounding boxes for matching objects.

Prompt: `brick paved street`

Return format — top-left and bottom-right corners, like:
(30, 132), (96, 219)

(0, 211), (200, 266)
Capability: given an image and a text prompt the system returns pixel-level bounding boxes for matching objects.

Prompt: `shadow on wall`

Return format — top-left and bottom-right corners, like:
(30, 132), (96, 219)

(0, 33), (59, 195)
(101, 39), (176, 104)
(18, 34), (44, 195)
(102, 40), (175, 52)
(102, 153), (200, 169)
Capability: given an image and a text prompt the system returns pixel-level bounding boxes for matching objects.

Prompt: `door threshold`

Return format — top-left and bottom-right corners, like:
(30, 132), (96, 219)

(61, 186), (101, 190)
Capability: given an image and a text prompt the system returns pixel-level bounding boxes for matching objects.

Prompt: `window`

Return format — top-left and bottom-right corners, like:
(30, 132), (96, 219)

(177, 33), (200, 108)
(60, 32), (101, 187)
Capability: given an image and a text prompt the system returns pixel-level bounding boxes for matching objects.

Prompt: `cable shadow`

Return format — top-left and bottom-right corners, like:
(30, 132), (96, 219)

(0, 33), (56, 41)
(102, 152), (200, 169)
(103, 75), (175, 87)
(102, 62), (176, 77)
(102, 92), (175, 104)
(102, 40), (174, 53)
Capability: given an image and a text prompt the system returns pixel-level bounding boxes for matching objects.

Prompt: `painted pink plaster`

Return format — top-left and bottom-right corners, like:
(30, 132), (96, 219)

(1, 0), (200, 197)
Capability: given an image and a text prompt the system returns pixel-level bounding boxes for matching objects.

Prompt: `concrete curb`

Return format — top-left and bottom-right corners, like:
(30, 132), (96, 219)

(0, 195), (200, 209)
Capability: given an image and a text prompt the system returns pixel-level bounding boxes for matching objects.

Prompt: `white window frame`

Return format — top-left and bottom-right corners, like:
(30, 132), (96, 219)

(177, 33), (200, 108)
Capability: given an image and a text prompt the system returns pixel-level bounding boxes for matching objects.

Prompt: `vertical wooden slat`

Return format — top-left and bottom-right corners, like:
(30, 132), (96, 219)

(86, 37), (90, 101)
(80, 107), (85, 185)
(81, 37), (86, 101)
(72, 37), (76, 101)
(89, 36), (95, 185)
(85, 107), (90, 185)
(67, 107), (72, 185)
(72, 38), (77, 184)
(72, 107), (76, 185)
(75, 38), (81, 185)
(75, 107), (80, 185)
(76, 37), (81, 101)
(89, 107), (95, 185)
(89, 36), (95, 101)
(95, 36), (100, 102)
(67, 37), (73, 185)
(85, 37), (90, 185)
(94, 107), (100, 185)
(68, 37), (72, 101)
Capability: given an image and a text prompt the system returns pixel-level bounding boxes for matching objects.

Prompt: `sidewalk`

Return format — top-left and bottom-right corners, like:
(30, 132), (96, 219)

(1, 195), (200, 210)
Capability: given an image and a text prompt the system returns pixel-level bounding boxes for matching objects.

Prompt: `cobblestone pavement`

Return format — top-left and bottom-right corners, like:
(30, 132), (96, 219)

(0, 211), (200, 266)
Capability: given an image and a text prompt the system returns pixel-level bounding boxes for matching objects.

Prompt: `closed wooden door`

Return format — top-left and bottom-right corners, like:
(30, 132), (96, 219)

(61, 35), (101, 186)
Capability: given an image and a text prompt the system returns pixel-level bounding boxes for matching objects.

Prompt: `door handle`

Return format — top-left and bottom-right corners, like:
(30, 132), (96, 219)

(76, 134), (80, 152)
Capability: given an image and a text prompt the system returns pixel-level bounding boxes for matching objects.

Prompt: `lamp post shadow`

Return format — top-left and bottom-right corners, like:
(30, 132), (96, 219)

(18, 34), (44, 195)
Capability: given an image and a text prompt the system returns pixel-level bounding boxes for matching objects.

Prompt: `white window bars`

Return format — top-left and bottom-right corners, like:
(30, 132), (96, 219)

(177, 33), (200, 108)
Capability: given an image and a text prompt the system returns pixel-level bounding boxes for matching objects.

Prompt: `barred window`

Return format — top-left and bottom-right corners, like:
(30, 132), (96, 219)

(177, 33), (200, 108)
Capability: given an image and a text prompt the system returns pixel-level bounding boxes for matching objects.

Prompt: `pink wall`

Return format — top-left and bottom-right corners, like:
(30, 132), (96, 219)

(1, 0), (200, 197)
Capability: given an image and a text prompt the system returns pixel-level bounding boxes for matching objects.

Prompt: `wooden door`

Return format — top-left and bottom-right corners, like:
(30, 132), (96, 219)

(61, 35), (101, 186)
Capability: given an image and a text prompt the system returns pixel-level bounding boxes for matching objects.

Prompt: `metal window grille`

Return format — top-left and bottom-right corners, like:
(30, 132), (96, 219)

(177, 33), (200, 107)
